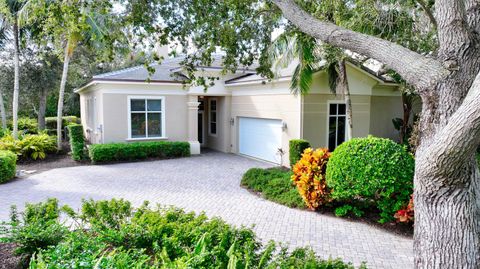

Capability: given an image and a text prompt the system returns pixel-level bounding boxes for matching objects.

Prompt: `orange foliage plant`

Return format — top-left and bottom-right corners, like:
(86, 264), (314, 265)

(291, 148), (331, 210)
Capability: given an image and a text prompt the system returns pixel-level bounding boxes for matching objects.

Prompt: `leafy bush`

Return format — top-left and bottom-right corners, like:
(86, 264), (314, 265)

(326, 136), (414, 223)
(1, 199), (363, 268)
(0, 150), (17, 183)
(67, 124), (86, 161)
(89, 141), (190, 163)
(394, 195), (414, 223)
(45, 116), (79, 130)
(8, 117), (38, 134)
(241, 168), (305, 208)
(0, 133), (57, 160)
(291, 148), (331, 210)
(289, 139), (311, 167)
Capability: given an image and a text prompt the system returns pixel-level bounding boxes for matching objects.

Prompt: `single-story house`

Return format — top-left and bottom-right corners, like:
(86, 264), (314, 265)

(75, 54), (404, 166)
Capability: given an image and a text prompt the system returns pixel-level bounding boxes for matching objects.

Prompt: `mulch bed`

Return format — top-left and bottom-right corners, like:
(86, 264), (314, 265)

(0, 243), (27, 269)
(16, 151), (90, 175)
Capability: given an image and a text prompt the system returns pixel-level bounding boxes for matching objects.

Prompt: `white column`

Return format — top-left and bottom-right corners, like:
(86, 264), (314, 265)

(187, 95), (201, 154)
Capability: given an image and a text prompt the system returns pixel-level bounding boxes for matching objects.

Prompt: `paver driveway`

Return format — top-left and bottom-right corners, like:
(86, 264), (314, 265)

(0, 151), (413, 268)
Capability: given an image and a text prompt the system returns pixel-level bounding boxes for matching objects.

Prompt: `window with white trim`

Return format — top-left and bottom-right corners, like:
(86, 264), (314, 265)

(328, 103), (346, 151)
(209, 98), (217, 135)
(129, 97), (165, 139)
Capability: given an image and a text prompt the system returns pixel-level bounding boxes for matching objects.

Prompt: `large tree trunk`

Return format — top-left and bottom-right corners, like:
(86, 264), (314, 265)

(38, 87), (48, 130)
(0, 87), (6, 130)
(338, 60), (353, 140)
(12, 18), (20, 139)
(56, 40), (72, 150)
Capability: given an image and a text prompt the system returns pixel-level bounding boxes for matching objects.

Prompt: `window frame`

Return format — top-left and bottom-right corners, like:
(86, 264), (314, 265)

(127, 96), (166, 140)
(326, 100), (349, 150)
(208, 98), (218, 136)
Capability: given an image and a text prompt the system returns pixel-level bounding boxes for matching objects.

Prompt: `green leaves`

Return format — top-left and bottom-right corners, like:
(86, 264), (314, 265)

(326, 136), (414, 223)
(0, 149), (16, 183)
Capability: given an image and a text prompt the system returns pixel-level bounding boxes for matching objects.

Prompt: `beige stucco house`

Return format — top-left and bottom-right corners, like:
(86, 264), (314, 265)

(75, 55), (403, 166)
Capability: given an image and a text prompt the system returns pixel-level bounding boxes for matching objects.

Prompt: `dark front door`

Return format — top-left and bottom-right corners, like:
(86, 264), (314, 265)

(198, 111), (204, 145)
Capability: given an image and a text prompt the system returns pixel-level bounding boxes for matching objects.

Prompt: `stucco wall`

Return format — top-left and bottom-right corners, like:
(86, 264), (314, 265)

(302, 94), (371, 148)
(102, 93), (189, 143)
(369, 96), (403, 141)
(229, 82), (301, 166)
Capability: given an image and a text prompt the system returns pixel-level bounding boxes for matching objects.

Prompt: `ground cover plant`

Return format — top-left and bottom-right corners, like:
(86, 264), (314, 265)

(89, 141), (190, 164)
(0, 150), (17, 183)
(0, 133), (57, 160)
(241, 167), (305, 209)
(0, 199), (364, 268)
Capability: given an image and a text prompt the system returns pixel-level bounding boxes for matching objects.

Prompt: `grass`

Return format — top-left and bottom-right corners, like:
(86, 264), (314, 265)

(241, 167), (305, 209)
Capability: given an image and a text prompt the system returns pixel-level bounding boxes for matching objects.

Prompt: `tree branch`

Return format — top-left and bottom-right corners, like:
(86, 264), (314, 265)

(271, 0), (448, 91)
(419, 70), (480, 177)
(415, 0), (437, 29)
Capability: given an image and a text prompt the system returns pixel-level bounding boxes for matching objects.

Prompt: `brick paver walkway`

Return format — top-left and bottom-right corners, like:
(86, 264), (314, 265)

(0, 151), (413, 268)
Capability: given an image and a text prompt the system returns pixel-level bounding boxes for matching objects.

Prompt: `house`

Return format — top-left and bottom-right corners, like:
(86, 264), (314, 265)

(75, 55), (403, 166)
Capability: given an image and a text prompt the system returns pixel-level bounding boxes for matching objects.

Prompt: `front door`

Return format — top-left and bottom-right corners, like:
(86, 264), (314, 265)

(198, 111), (204, 145)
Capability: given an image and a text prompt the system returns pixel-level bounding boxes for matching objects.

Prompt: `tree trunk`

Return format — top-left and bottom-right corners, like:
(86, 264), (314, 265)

(0, 87), (6, 130)
(38, 87), (48, 130)
(56, 40), (72, 150)
(338, 60), (353, 139)
(12, 18), (20, 139)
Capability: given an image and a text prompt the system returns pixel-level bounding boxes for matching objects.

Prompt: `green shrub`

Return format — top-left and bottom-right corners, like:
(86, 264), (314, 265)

(1, 199), (362, 268)
(289, 139), (311, 167)
(0, 150), (17, 183)
(0, 133), (57, 160)
(67, 124), (86, 161)
(8, 117), (38, 134)
(242, 168), (305, 208)
(89, 141), (190, 163)
(326, 136), (414, 223)
(45, 116), (79, 130)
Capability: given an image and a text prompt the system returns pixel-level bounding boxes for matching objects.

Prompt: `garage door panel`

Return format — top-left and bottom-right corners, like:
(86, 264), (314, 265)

(239, 117), (282, 163)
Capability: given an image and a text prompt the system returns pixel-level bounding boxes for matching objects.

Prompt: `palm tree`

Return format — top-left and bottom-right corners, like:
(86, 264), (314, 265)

(0, 16), (8, 129)
(270, 33), (354, 141)
(0, 0), (31, 138)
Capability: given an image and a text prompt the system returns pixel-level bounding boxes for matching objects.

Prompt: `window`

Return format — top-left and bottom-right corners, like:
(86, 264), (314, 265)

(209, 99), (217, 135)
(328, 102), (347, 152)
(128, 97), (165, 139)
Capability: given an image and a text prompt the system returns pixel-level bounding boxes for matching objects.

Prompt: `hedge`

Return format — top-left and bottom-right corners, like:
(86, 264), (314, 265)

(7, 117), (38, 134)
(326, 136), (414, 223)
(67, 124), (86, 161)
(0, 150), (17, 183)
(89, 141), (190, 163)
(289, 139), (311, 167)
(45, 116), (79, 130)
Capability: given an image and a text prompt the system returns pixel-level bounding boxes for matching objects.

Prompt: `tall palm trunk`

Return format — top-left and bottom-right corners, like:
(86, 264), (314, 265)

(56, 39), (72, 150)
(338, 60), (353, 139)
(38, 87), (47, 130)
(0, 87), (6, 129)
(12, 18), (20, 139)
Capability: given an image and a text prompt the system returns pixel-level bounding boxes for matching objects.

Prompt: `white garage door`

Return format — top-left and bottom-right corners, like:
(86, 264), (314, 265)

(239, 117), (282, 163)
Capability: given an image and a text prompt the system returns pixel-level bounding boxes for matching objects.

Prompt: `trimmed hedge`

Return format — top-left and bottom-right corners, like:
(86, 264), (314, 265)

(67, 124), (86, 161)
(289, 139), (311, 167)
(45, 116), (79, 130)
(326, 136), (414, 223)
(0, 150), (17, 183)
(89, 141), (190, 163)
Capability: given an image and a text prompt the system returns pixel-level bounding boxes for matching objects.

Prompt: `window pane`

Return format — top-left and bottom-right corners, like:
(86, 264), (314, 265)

(147, 100), (162, 111)
(338, 104), (346, 115)
(328, 117), (336, 151)
(131, 99), (145, 111)
(210, 122), (217, 134)
(131, 113), (146, 138)
(211, 100), (217, 110)
(337, 116), (346, 145)
(211, 112), (216, 123)
(329, 104), (337, 115)
(147, 113), (162, 137)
